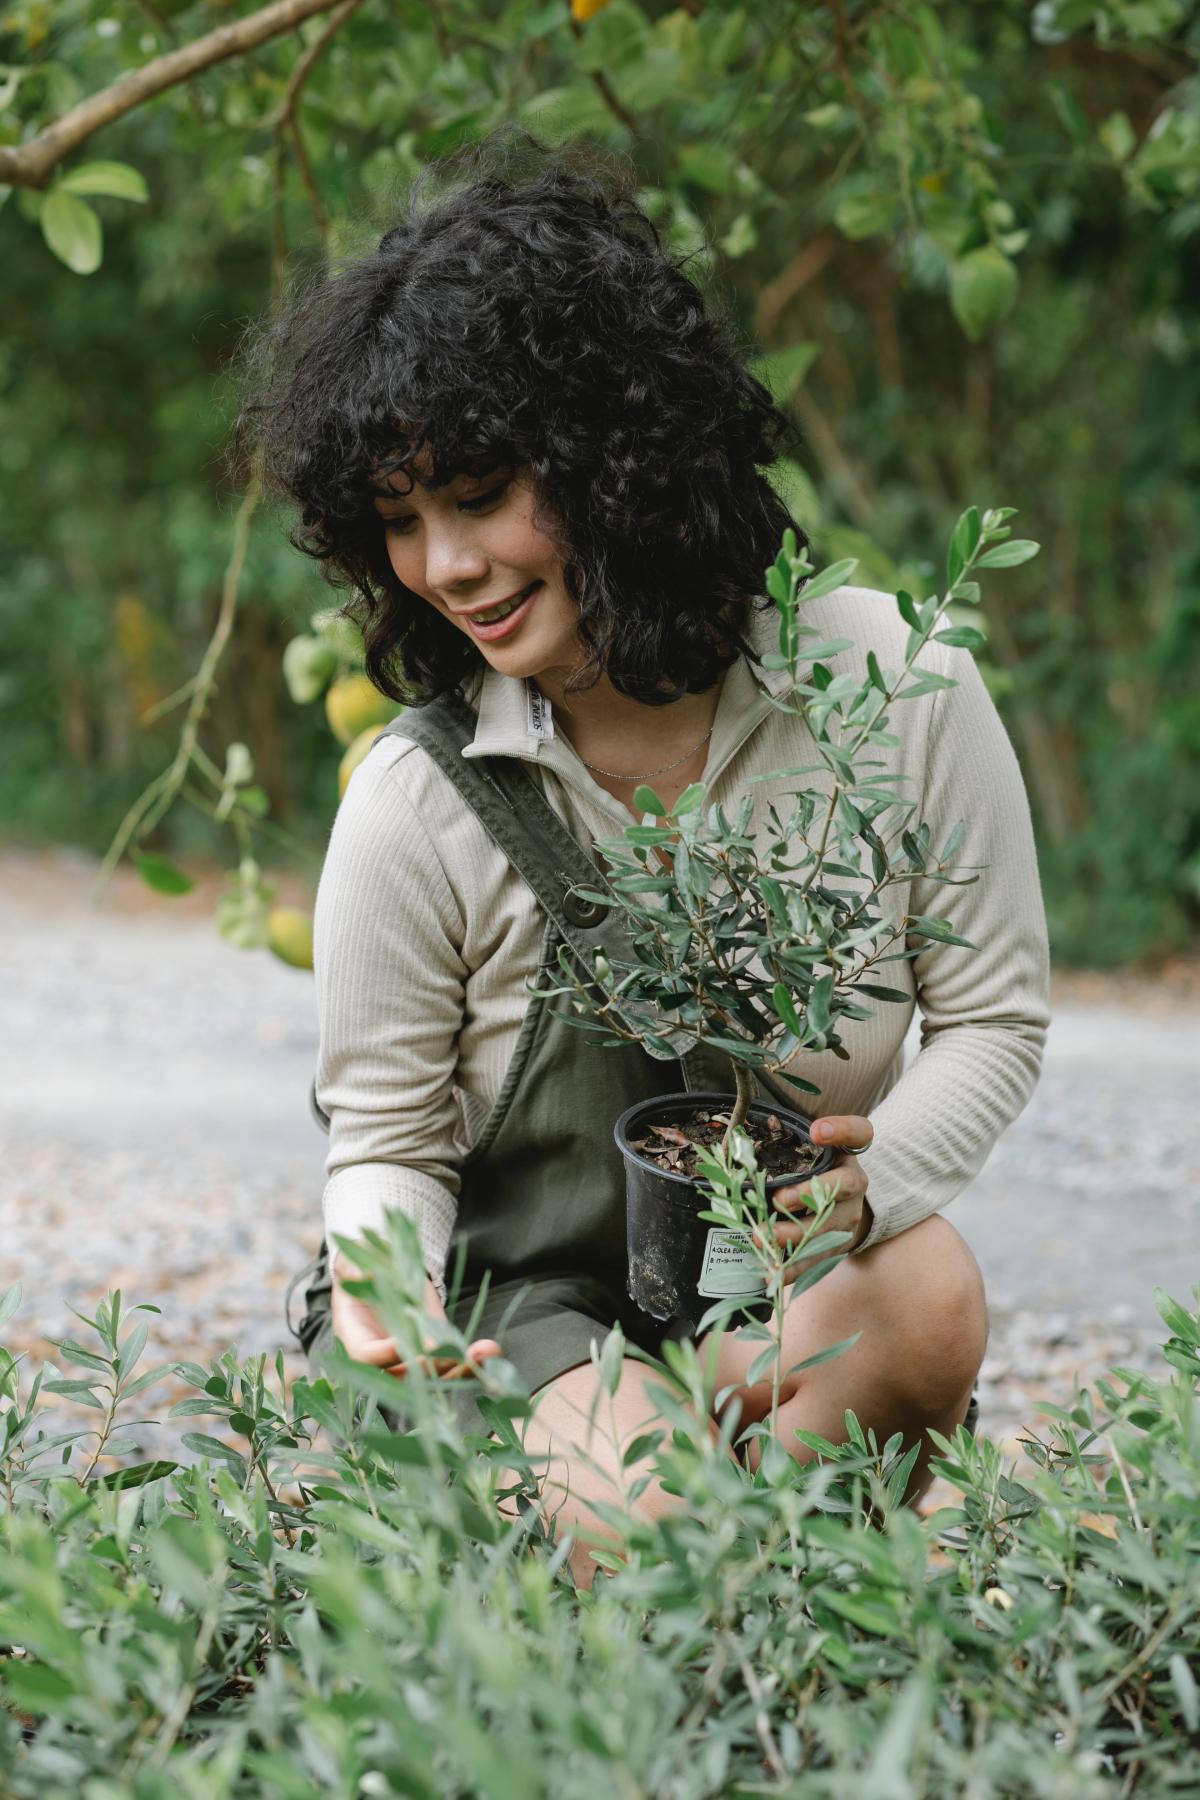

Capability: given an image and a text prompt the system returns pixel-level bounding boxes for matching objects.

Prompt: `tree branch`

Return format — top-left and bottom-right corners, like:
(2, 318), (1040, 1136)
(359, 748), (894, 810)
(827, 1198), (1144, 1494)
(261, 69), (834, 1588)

(565, 1), (639, 139)
(269, 0), (365, 132)
(270, 0), (366, 247)
(0, 0), (349, 190)
(754, 233), (837, 341)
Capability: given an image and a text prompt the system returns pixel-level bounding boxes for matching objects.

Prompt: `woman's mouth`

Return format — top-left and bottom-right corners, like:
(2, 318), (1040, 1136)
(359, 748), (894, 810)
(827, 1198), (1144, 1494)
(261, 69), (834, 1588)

(462, 580), (542, 642)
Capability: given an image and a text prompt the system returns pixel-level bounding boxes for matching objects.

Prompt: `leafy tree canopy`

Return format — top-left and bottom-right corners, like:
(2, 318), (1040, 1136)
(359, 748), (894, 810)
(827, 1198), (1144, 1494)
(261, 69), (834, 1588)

(2, 0), (1198, 961)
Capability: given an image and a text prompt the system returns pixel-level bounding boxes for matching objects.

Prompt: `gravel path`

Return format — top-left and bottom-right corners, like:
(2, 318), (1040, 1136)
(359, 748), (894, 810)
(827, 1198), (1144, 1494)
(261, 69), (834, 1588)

(2, 845), (1197, 1494)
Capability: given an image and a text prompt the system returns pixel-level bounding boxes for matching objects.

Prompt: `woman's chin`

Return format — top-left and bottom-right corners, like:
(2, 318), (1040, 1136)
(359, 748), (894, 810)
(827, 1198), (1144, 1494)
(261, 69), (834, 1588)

(477, 633), (577, 684)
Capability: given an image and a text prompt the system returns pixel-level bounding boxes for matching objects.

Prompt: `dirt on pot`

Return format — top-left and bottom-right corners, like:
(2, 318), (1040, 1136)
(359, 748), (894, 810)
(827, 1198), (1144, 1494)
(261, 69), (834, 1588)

(626, 1109), (826, 1183)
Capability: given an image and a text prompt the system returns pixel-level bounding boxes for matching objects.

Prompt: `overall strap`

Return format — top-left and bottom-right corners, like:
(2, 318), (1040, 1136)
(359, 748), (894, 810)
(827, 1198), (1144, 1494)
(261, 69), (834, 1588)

(384, 691), (628, 963)
(309, 691), (659, 1137)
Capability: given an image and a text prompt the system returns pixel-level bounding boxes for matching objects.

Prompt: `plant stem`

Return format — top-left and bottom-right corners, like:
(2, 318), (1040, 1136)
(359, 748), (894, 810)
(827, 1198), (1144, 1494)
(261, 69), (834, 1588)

(728, 1059), (757, 1141)
(770, 1267), (786, 1442)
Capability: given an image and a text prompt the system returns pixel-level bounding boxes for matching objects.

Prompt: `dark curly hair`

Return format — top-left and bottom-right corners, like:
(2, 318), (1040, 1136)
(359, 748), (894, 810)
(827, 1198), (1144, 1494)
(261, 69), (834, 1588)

(240, 131), (808, 707)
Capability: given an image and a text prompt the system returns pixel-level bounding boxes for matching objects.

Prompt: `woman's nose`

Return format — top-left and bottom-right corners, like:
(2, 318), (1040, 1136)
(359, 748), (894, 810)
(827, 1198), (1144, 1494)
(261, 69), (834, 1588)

(422, 520), (489, 594)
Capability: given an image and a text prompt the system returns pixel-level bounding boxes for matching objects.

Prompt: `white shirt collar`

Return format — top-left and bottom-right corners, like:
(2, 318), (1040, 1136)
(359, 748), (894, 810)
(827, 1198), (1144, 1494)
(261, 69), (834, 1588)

(461, 597), (790, 770)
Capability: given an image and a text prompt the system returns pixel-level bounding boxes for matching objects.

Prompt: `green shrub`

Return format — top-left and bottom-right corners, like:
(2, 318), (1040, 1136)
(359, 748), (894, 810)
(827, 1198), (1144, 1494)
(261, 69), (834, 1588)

(2, 1223), (1199, 1798)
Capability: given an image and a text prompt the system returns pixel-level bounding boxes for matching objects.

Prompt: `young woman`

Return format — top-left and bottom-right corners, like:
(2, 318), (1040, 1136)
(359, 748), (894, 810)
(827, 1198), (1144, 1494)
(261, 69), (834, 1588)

(250, 141), (1049, 1586)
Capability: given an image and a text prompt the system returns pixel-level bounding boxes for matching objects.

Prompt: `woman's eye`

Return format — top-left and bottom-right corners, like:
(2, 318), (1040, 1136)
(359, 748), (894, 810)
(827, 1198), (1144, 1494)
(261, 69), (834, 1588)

(377, 477), (509, 535)
(462, 478), (511, 512)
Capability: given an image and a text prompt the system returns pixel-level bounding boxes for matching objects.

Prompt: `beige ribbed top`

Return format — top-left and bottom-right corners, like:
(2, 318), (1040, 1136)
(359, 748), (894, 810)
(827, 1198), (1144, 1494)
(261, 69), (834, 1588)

(313, 584), (1050, 1295)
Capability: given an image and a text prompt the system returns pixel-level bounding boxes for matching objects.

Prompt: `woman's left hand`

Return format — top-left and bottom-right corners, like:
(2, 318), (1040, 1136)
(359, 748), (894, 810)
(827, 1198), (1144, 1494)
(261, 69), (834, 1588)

(764, 1113), (875, 1285)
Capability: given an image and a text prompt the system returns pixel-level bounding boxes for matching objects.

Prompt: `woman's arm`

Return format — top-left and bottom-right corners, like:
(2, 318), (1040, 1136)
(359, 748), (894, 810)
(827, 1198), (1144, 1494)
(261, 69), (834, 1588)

(853, 644), (1051, 1251)
(314, 737), (469, 1302)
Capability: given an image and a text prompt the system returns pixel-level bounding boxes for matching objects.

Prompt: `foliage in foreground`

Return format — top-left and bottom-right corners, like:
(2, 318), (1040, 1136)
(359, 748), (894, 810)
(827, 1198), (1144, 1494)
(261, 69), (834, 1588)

(1, 1225), (1200, 1799)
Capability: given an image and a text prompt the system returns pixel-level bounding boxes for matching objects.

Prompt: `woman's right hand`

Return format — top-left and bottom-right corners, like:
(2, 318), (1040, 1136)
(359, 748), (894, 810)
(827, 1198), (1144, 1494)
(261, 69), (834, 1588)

(331, 1253), (502, 1379)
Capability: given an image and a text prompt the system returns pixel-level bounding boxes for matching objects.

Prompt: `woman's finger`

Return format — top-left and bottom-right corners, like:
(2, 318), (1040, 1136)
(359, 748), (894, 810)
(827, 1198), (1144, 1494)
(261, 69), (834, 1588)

(767, 1204), (861, 1250)
(352, 1331), (406, 1367)
(383, 1339), (503, 1381)
(773, 1156), (868, 1213)
(810, 1114), (874, 1152)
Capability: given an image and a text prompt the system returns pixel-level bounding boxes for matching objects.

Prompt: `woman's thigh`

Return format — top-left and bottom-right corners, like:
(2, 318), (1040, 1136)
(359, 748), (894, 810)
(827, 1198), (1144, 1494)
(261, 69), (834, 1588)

(701, 1214), (989, 1441)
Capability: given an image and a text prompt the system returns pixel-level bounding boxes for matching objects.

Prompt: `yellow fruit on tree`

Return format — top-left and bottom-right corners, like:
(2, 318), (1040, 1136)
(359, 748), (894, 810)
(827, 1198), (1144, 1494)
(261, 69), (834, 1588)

(267, 907), (314, 971)
(572, 0), (613, 19)
(324, 673), (395, 747)
(338, 725), (380, 798)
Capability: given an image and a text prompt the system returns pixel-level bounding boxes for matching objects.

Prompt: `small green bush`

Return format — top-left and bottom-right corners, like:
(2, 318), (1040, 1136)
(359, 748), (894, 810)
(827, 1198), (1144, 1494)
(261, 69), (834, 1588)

(2, 1223), (1199, 1799)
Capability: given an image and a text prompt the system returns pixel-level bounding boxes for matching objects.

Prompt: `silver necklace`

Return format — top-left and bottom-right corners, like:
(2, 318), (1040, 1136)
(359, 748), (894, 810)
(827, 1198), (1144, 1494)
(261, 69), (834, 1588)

(576, 725), (714, 782)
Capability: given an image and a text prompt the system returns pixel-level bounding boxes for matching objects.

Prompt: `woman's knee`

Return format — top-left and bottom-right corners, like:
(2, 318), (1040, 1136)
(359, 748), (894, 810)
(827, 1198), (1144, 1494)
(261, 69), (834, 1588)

(499, 1355), (691, 1532)
(885, 1215), (988, 1405)
(835, 1214), (988, 1412)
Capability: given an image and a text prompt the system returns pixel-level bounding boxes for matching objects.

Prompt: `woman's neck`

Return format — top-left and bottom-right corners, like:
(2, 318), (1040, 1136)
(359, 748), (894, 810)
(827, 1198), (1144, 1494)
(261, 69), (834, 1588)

(536, 667), (726, 816)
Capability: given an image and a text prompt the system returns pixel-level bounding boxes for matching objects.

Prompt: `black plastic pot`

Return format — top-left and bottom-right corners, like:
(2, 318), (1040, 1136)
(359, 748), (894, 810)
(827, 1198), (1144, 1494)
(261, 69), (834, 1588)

(615, 1091), (838, 1333)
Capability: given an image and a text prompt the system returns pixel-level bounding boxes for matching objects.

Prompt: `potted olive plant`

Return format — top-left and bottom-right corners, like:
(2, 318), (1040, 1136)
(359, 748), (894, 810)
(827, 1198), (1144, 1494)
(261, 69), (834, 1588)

(535, 507), (1038, 1337)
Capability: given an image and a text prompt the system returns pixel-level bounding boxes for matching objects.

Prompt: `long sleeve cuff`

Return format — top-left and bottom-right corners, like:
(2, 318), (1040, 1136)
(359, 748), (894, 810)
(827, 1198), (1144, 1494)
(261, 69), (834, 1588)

(322, 1163), (458, 1303)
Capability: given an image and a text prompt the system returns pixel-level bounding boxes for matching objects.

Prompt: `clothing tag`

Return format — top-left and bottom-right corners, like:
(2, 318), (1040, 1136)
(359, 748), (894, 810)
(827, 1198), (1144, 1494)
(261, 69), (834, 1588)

(525, 682), (555, 743)
(697, 1227), (767, 1299)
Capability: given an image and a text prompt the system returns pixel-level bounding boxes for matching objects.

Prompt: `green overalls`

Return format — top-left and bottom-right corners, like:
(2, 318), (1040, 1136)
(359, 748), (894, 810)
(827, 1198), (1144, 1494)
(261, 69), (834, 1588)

(287, 692), (981, 1442)
(289, 691), (739, 1430)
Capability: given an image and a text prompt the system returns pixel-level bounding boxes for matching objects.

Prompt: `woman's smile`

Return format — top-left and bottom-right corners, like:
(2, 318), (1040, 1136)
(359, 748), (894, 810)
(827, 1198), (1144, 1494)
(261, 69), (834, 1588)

(451, 578), (543, 641)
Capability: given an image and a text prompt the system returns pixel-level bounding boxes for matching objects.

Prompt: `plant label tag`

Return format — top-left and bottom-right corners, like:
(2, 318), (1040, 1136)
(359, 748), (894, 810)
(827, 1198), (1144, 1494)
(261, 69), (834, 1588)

(697, 1228), (766, 1298)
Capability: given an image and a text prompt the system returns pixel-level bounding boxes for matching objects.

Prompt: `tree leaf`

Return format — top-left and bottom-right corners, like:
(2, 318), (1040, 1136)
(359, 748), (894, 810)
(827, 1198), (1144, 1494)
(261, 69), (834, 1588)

(41, 1378), (106, 1409)
(772, 982), (802, 1035)
(934, 626), (986, 650)
(0, 1281), (19, 1330)
(773, 1069), (824, 1095)
(947, 506), (981, 589)
(975, 539), (1039, 569)
(898, 672), (957, 698)
(133, 851), (196, 896)
(46, 1337), (110, 1372)
(42, 188), (102, 274)
(909, 915), (976, 949)
(2, 1660), (76, 1713)
(895, 590), (921, 630)
(672, 782), (706, 816)
(92, 1458), (179, 1491)
(1172, 1654), (1200, 1732)
(817, 1588), (904, 1637)
(634, 785), (667, 817)
(59, 160), (148, 202)
(807, 973), (833, 1036)
(751, 342), (820, 404)
(835, 191), (900, 240)
(799, 559), (858, 604)
(1154, 1287), (1200, 1346)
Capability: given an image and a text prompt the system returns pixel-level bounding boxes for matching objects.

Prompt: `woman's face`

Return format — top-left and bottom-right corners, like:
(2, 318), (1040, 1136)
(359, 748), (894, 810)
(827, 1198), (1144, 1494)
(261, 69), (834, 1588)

(372, 457), (583, 683)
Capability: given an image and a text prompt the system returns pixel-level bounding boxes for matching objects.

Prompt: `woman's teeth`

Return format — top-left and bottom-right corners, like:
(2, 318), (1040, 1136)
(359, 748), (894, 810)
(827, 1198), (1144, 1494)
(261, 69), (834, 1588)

(471, 583), (536, 624)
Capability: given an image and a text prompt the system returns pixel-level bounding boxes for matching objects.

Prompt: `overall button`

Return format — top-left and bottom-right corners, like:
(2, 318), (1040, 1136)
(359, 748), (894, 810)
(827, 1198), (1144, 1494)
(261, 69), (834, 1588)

(562, 888), (609, 928)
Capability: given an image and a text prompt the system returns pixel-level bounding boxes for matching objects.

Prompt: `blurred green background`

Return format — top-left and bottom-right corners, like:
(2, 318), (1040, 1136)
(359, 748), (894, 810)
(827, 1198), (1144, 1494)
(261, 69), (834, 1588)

(2, 0), (1198, 964)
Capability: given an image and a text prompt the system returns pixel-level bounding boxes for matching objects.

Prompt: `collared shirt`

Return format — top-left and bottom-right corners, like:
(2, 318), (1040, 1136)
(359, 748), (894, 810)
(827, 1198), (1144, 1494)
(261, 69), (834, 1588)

(313, 585), (1050, 1294)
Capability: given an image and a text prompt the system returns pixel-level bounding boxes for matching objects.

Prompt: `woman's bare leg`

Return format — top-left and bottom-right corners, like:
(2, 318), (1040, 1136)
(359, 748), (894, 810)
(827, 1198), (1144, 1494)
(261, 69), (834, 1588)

(495, 1353), (714, 1590)
(493, 1216), (987, 1583)
(703, 1214), (989, 1503)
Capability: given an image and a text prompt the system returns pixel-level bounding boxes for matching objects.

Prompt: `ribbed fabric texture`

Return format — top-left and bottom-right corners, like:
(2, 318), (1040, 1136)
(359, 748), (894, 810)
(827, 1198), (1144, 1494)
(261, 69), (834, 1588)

(313, 585), (1051, 1295)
